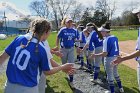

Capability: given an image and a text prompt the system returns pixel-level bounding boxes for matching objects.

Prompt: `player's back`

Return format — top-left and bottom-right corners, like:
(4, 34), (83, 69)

(5, 35), (51, 87)
(104, 35), (119, 57)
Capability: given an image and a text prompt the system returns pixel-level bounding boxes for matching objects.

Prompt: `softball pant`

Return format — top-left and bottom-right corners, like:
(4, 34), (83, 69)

(4, 80), (38, 93)
(60, 47), (75, 82)
(93, 46), (103, 80)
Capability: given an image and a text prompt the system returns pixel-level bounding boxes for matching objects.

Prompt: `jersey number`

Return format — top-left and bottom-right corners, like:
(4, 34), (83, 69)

(12, 46), (30, 70)
(97, 35), (102, 42)
(68, 36), (72, 40)
(114, 41), (118, 52)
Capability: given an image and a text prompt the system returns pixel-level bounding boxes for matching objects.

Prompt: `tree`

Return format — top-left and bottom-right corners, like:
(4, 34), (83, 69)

(80, 8), (93, 26)
(56, 0), (75, 20)
(69, 2), (83, 22)
(47, 0), (59, 30)
(29, 0), (50, 19)
(95, 0), (116, 20)
(121, 10), (139, 26)
(93, 10), (107, 26)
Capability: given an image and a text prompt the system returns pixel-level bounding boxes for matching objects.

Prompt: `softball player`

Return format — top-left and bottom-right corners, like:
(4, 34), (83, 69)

(112, 7), (140, 91)
(0, 18), (74, 93)
(78, 25), (88, 69)
(55, 17), (77, 88)
(88, 23), (104, 81)
(72, 23), (80, 63)
(81, 23), (95, 72)
(90, 22), (124, 93)
(24, 32), (64, 93)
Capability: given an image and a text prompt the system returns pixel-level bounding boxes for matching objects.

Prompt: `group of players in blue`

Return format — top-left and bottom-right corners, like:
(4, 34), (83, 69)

(64, 19), (124, 93)
(51, 16), (123, 93)
(1, 7), (140, 93)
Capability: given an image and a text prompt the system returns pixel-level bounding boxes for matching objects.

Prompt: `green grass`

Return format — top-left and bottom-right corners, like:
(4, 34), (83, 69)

(0, 36), (16, 52)
(111, 30), (138, 41)
(0, 31), (139, 93)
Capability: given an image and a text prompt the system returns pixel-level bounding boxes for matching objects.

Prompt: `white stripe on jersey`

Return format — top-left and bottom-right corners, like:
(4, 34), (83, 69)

(24, 33), (53, 69)
(136, 27), (140, 61)
(103, 35), (115, 52)
(40, 42), (53, 70)
(37, 68), (40, 83)
(136, 27), (140, 50)
(86, 30), (95, 44)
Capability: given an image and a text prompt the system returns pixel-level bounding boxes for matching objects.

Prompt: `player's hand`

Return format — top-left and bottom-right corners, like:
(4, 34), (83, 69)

(54, 51), (63, 57)
(61, 63), (76, 75)
(76, 47), (80, 54)
(88, 53), (95, 59)
(52, 46), (59, 51)
(111, 56), (123, 66)
(79, 49), (83, 53)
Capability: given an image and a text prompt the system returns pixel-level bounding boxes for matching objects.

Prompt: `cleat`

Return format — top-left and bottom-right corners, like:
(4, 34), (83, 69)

(119, 88), (124, 93)
(105, 90), (111, 93)
(69, 82), (75, 89)
(90, 78), (98, 84)
(79, 66), (84, 70)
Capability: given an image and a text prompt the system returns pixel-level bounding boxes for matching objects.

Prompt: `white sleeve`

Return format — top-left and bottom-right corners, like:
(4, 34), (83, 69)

(79, 32), (82, 41)
(136, 29), (140, 50)
(44, 41), (53, 59)
(103, 38), (108, 52)
(40, 42), (53, 69)
(86, 31), (93, 44)
(135, 28), (140, 61)
(136, 37), (140, 50)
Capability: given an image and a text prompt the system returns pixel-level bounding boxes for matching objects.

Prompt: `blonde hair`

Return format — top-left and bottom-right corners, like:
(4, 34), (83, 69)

(61, 17), (68, 27)
(21, 18), (51, 53)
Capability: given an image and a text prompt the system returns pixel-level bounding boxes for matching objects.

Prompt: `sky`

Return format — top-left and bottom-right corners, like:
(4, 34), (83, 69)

(0, 0), (140, 20)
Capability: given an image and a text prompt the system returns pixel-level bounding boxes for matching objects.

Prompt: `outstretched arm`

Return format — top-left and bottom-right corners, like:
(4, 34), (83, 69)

(112, 50), (140, 65)
(89, 52), (107, 59)
(43, 63), (75, 75)
(53, 37), (60, 51)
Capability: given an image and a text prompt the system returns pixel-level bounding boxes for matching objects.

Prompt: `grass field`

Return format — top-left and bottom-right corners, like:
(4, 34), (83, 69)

(111, 30), (138, 41)
(0, 30), (140, 93)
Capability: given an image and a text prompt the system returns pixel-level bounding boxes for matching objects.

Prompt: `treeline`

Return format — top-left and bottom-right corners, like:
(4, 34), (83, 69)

(5, 0), (138, 31)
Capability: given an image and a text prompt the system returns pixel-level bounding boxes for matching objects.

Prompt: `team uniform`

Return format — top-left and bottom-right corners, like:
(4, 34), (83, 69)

(24, 33), (53, 93)
(4, 35), (52, 93)
(57, 27), (76, 83)
(89, 30), (103, 80)
(75, 29), (80, 62)
(86, 31), (95, 71)
(79, 31), (88, 68)
(103, 35), (123, 93)
(135, 27), (140, 90)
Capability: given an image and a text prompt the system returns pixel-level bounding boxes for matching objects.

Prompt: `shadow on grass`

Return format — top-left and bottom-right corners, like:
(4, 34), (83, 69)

(45, 80), (65, 93)
(99, 70), (140, 93)
(123, 86), (140, 93)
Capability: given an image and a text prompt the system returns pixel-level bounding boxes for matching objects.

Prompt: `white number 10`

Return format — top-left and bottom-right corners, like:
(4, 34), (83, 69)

(12, 46), (30, 70)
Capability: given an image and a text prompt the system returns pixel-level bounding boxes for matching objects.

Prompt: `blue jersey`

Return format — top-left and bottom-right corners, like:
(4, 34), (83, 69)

(103, 35), (119, 57)
(80, 31), (86, 43)
(5, 35), (52, 87)
(58, 27), (77, 48)
(76, 29), (80, 40)
(79, 31), (86, 47)
(89, 31), (103, 51)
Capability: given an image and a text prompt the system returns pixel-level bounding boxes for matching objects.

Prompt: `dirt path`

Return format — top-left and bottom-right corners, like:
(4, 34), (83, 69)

(119, 40), (138, 70)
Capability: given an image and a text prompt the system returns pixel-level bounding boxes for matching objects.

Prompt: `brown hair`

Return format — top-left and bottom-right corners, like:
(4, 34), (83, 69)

(21, 18), (51, 53)
(86, 22), (103, 40)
